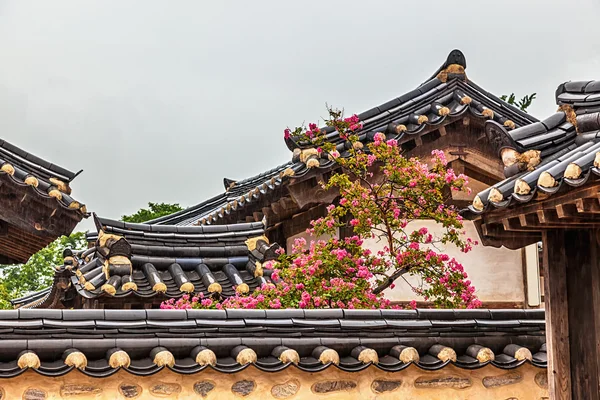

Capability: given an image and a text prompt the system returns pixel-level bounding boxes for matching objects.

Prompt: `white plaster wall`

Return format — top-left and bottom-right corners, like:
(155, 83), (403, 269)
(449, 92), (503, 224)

(363, 220), (525, 303)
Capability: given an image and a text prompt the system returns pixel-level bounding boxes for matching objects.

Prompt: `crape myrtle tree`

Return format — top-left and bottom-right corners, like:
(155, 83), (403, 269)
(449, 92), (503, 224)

(163, 107), (481, 311)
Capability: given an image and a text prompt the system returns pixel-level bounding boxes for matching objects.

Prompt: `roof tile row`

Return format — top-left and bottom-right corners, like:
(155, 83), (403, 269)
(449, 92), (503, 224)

(0, 309), (546, 377)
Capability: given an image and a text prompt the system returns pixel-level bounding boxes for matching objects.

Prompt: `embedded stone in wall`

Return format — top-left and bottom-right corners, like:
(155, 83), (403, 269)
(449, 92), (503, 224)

(232, 380), (255, 397)
(414, 376), (472, 389)
(194, 381), (216, 398)
(535, 371), (548, 389)
(311, 380), (357, 394)
(271, 379), (300, 398)
(60, 384), (102, 397)
(150, 383), (182, 397)
(371, 380), (402, 394)
(482, 372), (523, 388)
(22, 388), (47, 400)
(119, 383), (142, 398)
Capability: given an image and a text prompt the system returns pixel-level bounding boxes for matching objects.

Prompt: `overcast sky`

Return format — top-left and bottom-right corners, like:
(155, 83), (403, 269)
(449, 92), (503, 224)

(1, 0), (599, 232)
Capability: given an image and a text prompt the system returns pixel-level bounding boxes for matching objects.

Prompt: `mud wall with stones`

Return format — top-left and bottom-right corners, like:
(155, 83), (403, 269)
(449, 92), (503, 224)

(2, 363), (548, 399)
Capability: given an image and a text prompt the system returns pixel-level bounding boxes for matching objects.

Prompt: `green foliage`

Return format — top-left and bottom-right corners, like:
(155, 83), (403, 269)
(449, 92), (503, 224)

(500, 92), (537, 113)
(121, 202), (183, 223)
(0, 202), (184, 309)
(0, 232), (87, 309)
(0, 283), (13, 310)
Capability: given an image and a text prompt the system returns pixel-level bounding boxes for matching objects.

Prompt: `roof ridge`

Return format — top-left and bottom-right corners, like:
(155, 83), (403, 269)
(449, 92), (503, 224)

(0, 138), (79, 181)
(95, 212), (265, 234)
(148, 161), (293, 226)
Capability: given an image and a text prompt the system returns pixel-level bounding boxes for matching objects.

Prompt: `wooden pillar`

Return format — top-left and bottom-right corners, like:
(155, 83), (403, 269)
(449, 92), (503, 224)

(543, 230), (600, 400)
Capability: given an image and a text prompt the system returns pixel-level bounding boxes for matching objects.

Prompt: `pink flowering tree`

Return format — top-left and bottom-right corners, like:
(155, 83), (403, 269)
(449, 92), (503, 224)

(162, 107), (480, 310)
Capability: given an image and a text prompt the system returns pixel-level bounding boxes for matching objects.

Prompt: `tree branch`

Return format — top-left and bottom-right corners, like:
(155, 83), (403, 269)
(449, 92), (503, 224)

(372, 266), (410, 294)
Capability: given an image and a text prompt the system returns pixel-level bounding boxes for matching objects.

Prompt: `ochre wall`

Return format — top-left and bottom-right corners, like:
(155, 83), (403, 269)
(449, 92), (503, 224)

(363, 220), (526, 304)
(5, 364), (548, 399)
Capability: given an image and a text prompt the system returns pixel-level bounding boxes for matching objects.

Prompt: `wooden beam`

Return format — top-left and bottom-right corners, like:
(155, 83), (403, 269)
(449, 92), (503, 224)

(575, 198), (600, 214)
(252, 212), (264, 222)
(478, 221), (540, 249)
(438, 126), (447, 136)
(537, 209), (549, 224)
(518, 213), (532, 227)
(271, 202), (283, 215)
(521, 209), (600, 228)
(261, 207), (274, 219)
(280, 197), (297, 210)
(543, 230), (572, 400)
(485, 183), (600, 225)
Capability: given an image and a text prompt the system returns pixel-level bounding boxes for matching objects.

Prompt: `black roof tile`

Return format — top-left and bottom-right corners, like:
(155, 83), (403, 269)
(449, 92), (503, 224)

(304, 309), (344, 319)
(0, 138), (85, 213)
(464, 75), (600, 216)
(0, 313), (543, 376)
(24, 216), (282, 305)
(467, 108), (600, 215)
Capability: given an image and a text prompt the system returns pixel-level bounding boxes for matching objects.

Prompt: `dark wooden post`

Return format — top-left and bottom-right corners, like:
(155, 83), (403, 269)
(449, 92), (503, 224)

(543, 230), (571, 399)
(543, 229), (600, 400)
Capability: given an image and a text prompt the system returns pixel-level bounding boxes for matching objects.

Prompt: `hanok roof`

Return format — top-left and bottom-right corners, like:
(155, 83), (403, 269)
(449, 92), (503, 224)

(0, 138), (87, 263)
(16, 214), (282, 308)
(150, 50), (538, 228)
(285, 49), (537, 167)
(148, 162), (295, 226)
(0, 308), (546, 377)
(466, 80), (600, 219)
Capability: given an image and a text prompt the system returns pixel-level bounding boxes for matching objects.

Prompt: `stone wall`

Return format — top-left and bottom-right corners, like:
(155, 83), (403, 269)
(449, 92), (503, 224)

(5, 364), (548, 399)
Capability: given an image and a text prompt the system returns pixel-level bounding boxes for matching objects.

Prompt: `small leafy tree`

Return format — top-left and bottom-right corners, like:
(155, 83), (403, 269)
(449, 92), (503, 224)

(163, 108), (480, 310)
(0, 232), (87, 308)
(122, 202), (183, 223)
(500, 93), (537, 113)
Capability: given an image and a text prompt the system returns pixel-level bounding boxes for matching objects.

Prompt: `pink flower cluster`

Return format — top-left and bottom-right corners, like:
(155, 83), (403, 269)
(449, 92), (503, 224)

(343, 114), (362, 131)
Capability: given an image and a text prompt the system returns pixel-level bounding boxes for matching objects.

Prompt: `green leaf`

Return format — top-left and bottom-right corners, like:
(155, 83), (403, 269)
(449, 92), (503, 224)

(121, 202), (183, 223)
(501, 92), (536, 112)
(0, 232), (87, 309)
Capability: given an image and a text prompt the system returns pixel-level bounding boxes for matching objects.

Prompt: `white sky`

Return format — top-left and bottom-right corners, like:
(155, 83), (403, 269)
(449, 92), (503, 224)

(0, 0), (599, 232)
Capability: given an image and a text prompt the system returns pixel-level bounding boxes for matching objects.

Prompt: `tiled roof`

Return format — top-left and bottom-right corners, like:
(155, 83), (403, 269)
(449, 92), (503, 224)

(150, 50), (537, 228)
(0, 138), (86, 213)
(555, 80), (600, 107)
(0, 308), (546, 377)
(147, 161), (295, 226)
(286, 49), (537, 156)
(44, 214), (282, 303)
(466, 80), (600, 215)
